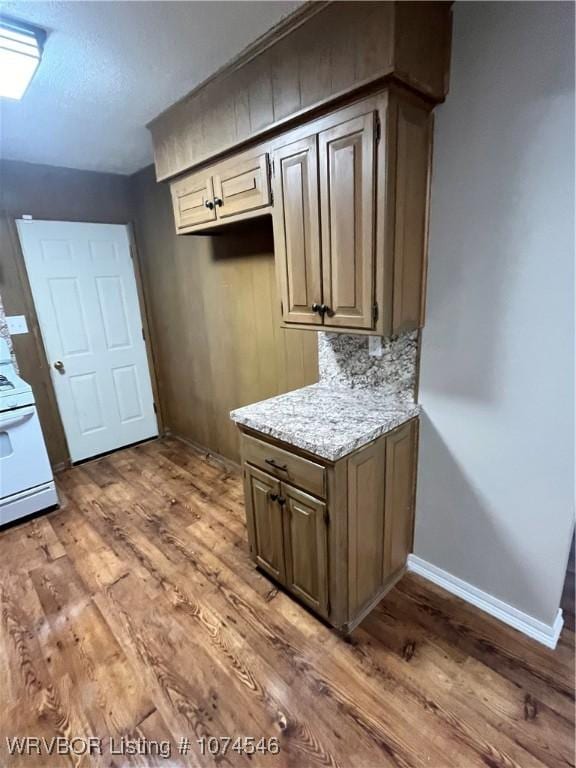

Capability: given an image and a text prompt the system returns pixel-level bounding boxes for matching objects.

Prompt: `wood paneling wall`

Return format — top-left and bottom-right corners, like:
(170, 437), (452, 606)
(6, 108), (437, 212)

(149, 1), (452, 181)
(0, 160), (133, 467)
(130, 165), (318, 464)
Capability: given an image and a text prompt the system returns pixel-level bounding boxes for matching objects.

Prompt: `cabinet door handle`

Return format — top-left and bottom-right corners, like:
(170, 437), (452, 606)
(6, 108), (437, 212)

(213, 196), (223, 207)
(265, 458), (288, 471)
(311, 303), (321, 314)
(277, 496), (286, 506)
(205, 199), (214, 210)
(268, 492), (278, 502)
(320, 304), (333, 317)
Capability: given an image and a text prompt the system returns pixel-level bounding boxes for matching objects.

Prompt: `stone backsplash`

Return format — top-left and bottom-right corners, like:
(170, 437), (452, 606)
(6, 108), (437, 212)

(317, 330), (418, 401)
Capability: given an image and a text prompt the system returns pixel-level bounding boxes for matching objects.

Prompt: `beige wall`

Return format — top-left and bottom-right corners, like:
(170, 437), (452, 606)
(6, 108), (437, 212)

(0, 159), (132, 466)
(130, 165), (318, 463)
(416, 1), (575, 628)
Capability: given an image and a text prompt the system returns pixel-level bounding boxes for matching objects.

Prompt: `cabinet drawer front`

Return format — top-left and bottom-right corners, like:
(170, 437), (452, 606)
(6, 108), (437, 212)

(214, 153), (271, 219)
(171, 173), (216, 230)
(242, 434), (326, 499)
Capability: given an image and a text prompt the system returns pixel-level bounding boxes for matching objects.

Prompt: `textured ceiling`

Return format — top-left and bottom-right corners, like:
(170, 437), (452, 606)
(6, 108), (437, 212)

(0, 1), (301, 175)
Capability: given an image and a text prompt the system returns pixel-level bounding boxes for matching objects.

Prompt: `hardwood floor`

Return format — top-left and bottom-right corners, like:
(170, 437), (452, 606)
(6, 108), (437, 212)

(1, 437), (574, 767)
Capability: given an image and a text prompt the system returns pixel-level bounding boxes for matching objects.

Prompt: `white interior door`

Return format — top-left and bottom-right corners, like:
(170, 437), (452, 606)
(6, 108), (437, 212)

(17, 220), (158, 462)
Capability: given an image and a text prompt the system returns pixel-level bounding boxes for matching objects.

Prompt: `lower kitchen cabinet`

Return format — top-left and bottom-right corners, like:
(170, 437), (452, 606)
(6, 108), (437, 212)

(245, 465), (284, 582)
(240, 418), (418, 631)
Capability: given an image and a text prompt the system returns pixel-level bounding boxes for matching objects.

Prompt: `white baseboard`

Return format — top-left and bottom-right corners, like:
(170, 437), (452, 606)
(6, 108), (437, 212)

(407, 554), (564, 650)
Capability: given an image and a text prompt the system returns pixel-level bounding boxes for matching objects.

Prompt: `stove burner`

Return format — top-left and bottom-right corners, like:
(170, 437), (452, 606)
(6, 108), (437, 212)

(0, 374), (15, 390)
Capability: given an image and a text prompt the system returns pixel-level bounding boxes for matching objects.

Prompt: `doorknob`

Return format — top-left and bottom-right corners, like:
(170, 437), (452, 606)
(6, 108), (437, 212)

(53, 360), (65, 372)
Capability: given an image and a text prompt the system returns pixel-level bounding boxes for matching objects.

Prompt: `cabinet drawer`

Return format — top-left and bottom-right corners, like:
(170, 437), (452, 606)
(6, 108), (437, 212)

(242, 434), (326, 499)
(171, 172), (216, 231)
(213, 153), (270, 219)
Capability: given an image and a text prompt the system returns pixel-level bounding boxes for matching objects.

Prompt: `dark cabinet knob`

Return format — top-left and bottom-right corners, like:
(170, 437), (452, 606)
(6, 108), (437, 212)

(277, 496), (286, 506)
(213, 197), (223, 207)
(311, 303), (332, 317)
(269, 492), (278, 502)
(205, 199), (214, 210)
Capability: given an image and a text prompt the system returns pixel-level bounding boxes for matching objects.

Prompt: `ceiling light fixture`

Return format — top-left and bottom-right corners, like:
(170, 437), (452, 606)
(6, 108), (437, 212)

(0, 16), (46, 100)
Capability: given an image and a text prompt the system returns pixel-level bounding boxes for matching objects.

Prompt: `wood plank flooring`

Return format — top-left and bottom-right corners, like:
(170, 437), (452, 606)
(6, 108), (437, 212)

(1, 437), (574, 768)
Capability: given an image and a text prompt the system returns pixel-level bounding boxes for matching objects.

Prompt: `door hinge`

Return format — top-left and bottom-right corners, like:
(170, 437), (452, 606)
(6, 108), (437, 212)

(324, 508), (330, 526)
(372, 302), (379, 323)
(141, 327), (146, 341)
(153, 402), (157, 414)
(280, 300), (284, 316)
(375, 114), (381, 143)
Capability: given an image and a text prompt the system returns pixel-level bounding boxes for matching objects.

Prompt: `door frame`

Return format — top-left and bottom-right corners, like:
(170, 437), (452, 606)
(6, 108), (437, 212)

(7, 215), (164, 469)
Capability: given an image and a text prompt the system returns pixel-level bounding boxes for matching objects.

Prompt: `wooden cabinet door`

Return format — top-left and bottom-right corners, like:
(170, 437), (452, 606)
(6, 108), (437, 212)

(244, 465), (285, 582)
(319, 112), (376, 330)
(213, 153), (271, 219)
(281, 483), (329, 617)
(171, 172), (216, 231)
(272, 136), (322, 325)
(383, 420), (417, 580)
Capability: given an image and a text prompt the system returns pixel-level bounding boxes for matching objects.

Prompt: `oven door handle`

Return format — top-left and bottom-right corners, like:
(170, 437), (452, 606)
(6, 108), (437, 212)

(0, 410), (34, 432)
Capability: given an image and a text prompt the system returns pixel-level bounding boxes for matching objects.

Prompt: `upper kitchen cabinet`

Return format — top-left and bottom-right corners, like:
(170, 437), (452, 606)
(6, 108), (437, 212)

(158, 1), (450, 334)
(272, 90), (432, 336)
(171, 150), (271, 234)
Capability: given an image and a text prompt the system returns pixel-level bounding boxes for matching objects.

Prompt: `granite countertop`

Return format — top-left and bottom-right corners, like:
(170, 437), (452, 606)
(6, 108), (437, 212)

(230, 384), (420, 461)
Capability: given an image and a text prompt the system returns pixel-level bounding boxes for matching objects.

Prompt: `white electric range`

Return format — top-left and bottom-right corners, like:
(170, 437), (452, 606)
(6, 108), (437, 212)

(0, 338), (59, 526)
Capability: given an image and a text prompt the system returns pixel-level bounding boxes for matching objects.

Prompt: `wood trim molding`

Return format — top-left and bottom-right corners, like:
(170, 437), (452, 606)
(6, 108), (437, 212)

(148, 2), (452, 181)
(147, 1), (330, 131)
(127, 222), (165, 435)
(4, 214), (71, 464)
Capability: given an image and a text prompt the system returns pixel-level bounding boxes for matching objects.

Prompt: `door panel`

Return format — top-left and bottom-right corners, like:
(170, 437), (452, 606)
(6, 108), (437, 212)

(244, 465), (285, 582)
(272, 136), (322, 325)
(282, 483), (329, 617)
(319, 112), (375, 329)
(213, 153), (270, 219)
(392, 99), (432, 333)
(384, 421), (417, 579)
(171, 172), (216, 231)
(347, 439), (386, 618)
(17, 221), (158, 462)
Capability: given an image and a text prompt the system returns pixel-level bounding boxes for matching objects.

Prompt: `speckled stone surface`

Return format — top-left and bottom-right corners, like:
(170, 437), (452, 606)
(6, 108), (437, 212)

(318, 330), (417, 398)
(230, 330), (419, 461)
(231, 384), (420, 461)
